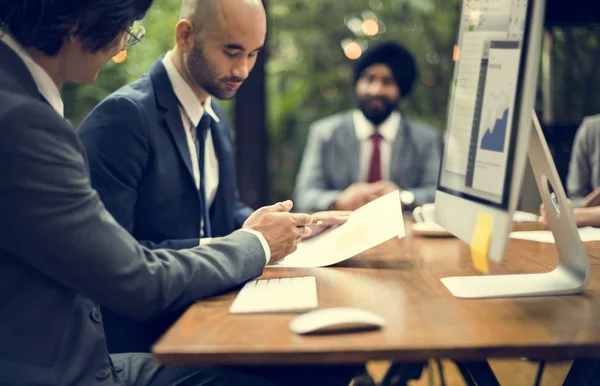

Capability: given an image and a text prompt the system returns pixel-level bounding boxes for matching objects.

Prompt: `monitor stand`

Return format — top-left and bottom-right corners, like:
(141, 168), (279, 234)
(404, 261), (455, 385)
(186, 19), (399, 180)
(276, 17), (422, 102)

(441, 112), (591, 298)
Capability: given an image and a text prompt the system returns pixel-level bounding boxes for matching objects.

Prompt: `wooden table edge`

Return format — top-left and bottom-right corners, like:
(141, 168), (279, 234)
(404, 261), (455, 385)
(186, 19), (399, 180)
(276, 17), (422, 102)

(153, 344), (600, 366)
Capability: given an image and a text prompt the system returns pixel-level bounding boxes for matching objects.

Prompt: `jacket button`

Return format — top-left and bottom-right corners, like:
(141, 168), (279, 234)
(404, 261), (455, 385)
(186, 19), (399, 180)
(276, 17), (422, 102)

(96, 368), (111, 380)
(90, 308), (102, 323)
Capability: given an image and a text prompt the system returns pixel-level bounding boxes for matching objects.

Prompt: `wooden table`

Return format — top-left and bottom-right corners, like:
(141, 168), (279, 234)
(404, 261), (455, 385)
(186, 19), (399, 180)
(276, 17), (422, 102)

(153, 222), (600, 366)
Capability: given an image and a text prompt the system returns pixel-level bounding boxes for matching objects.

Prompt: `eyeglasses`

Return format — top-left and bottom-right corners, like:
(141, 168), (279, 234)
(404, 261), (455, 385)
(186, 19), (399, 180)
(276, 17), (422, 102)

(125, 26), (145, 47)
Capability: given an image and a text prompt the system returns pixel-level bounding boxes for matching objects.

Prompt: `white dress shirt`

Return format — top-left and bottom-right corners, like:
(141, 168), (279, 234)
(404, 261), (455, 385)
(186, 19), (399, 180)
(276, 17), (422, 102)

(162, 53), (270, 263)
(353, 109), (400, 182)
(1, 32), (64, 116)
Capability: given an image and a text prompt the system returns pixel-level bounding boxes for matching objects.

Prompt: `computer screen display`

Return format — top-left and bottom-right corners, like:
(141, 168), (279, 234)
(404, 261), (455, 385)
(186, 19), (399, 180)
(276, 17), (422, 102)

(439, 0), (531, 209)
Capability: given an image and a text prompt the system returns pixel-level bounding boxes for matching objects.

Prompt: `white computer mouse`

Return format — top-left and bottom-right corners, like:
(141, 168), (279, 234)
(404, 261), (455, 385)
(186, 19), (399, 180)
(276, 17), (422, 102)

(289, 307), (385, 335)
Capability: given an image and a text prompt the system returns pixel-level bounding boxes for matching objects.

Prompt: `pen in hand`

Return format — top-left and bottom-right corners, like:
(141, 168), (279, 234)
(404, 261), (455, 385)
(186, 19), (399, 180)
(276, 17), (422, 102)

(297, 218), (323, 228)
(310, 216), (324, 226)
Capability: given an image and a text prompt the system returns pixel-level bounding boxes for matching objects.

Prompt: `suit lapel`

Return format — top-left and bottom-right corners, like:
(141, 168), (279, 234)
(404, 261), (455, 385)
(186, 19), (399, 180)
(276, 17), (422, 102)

(390, 117), (411, 182)
(208, 118), (228, 214)
(149, 60), (196, 185)
(164, 107), (195, 182)
(210, 120), (229, 179)
(342, 114), (361, 184)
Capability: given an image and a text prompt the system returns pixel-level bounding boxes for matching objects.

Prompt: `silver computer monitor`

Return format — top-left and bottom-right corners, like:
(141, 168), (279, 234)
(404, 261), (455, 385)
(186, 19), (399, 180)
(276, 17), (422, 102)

(434, 0), (590, 298)
(436, 0), (541, 263)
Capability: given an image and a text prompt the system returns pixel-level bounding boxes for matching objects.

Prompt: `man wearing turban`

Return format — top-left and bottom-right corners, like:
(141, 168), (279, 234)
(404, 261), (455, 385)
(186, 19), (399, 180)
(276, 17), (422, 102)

(294, 41), (442, 212)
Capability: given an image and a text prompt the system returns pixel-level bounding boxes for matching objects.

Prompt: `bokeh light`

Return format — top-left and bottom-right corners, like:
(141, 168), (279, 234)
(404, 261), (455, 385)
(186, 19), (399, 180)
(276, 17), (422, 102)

(113, 50), (127, 64)
(343, 42), (362, 60)
(362, 19), (379, 36)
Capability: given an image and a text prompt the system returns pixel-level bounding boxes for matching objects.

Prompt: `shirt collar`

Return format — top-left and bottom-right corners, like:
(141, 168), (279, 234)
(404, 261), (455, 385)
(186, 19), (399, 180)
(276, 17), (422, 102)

(162, 51), (220, 126)
(0, 32), (64, 117)
(353, 109), (400, 142)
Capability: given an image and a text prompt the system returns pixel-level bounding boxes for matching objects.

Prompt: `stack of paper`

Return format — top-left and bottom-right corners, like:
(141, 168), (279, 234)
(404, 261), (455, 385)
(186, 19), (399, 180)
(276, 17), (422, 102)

(509, 226), (600, 243)
(268, 190), (405, 268)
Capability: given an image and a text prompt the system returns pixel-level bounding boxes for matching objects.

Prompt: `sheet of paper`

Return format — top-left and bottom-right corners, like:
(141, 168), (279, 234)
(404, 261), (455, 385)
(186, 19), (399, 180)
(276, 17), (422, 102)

(509, 227), (600, 243)
(268, 190), (405, 268)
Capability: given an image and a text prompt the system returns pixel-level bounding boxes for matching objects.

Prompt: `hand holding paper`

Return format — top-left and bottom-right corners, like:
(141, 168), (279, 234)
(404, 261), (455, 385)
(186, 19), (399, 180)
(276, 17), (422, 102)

(243, 200), (313, 264)
(269, 190), (405, 268)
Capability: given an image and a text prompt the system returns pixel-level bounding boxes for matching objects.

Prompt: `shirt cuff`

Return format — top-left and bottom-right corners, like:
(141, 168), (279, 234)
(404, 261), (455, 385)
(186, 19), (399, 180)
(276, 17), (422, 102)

(198, 237), (213, 246)
(238, 229), (271, 265)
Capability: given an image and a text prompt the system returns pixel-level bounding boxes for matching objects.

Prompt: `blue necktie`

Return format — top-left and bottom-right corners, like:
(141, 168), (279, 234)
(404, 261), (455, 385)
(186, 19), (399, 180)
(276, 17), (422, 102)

(196, 113), (212, 238)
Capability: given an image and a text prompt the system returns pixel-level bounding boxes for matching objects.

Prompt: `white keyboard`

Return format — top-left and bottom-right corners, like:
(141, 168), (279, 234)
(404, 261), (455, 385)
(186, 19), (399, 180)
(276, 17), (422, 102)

(229, 276), (318, 314)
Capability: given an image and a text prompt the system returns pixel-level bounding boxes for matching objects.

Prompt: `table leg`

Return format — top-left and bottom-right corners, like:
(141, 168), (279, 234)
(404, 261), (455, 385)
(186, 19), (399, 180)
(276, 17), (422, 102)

(563, 358), (599, 386)
(456, 360), (501, 386)
(379, 362), (426, 386)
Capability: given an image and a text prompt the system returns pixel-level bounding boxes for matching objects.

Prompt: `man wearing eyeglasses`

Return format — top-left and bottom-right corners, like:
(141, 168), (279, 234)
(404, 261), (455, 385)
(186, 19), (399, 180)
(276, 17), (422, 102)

(125, 25), (146, 46)
(0, 0), (359, 385)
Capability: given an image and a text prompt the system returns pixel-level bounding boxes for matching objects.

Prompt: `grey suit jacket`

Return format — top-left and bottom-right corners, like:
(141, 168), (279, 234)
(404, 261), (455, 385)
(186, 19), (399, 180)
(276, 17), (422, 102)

(0, 41), (265, 385)
(294, 111), (442, 211)
(567, 114), (600, 202)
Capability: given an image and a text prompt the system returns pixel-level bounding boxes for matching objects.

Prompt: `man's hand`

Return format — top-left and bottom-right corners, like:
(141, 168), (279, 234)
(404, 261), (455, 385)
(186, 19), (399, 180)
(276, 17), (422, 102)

(333, 183), (381, 211)
(539, 199), (573, 229)
(243, 200), (313, 265)
(538, 203), (549, 228)
(541, 203), (600, 229)
(333, 181), (401, 211)
(301, 210), (351, 240)
(371, 180), (401, 195)
(583, 188), (600, 208)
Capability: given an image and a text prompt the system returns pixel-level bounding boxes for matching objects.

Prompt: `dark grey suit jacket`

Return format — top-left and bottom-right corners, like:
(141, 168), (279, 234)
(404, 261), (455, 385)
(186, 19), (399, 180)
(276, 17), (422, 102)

(294, 111), (442, 211)
(0, 41), (265, 385)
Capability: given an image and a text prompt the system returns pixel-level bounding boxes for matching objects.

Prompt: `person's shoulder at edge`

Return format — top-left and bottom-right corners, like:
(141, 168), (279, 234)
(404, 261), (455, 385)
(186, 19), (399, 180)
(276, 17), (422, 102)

(582, 114), (600, 125)
(307, 110), (354, 140)
(579, 114), (600, 138)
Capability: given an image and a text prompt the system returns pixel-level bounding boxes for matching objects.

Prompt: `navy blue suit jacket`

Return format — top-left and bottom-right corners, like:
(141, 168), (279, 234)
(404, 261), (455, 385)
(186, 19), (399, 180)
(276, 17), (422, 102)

(78, 59), (253, 353)
(79, 59), (253, 251)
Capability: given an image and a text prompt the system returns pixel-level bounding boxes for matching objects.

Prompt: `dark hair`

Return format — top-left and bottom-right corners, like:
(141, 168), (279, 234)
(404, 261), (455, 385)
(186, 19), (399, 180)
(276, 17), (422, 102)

(0, 0), (153, 56)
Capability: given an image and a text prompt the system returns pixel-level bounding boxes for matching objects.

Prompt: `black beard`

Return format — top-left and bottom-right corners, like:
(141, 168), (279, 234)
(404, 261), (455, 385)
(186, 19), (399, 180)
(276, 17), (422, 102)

(357, 96), (398, 125)
(188, 42), (239, 100)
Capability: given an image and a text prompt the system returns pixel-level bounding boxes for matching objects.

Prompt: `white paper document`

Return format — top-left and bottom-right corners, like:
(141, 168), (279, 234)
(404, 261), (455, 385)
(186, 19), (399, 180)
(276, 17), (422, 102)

(268, 190), (405, 268)
(512, 210), (539, 223)
(509, 227), (600, 243)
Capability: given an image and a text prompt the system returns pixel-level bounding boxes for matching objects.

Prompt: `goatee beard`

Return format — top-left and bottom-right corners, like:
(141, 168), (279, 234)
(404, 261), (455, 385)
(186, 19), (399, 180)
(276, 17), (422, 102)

(358, 98), (396, 125)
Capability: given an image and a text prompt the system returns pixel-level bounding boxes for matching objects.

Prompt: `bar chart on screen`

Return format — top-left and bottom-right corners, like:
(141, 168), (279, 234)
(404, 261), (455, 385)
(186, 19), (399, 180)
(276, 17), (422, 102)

(480, 106), (509, 152)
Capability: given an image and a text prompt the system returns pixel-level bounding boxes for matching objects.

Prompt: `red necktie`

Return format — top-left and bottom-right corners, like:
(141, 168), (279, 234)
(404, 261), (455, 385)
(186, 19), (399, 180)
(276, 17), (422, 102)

(367, 132), (382, 183)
